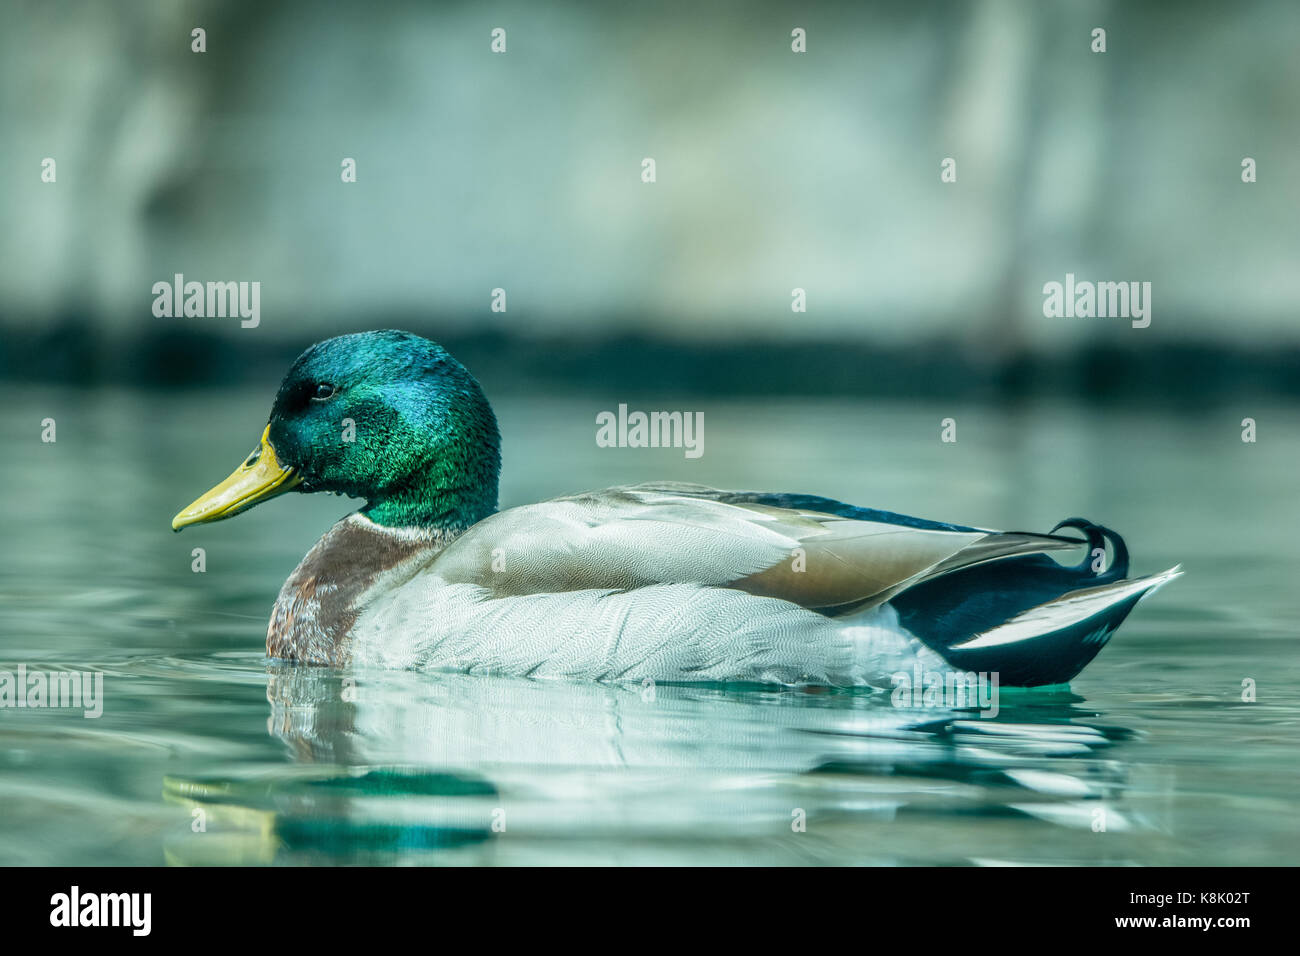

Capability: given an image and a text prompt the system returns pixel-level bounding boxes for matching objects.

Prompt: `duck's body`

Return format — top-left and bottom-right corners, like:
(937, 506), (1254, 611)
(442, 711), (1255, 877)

(174, 331), (1179, 688)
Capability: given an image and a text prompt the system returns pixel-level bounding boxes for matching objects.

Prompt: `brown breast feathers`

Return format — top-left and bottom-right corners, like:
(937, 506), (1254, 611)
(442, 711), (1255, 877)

(266, 514), (447, 665)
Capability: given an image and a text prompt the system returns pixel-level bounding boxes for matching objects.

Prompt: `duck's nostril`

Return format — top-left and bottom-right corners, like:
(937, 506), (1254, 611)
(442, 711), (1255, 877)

(244, 449), (261, 468)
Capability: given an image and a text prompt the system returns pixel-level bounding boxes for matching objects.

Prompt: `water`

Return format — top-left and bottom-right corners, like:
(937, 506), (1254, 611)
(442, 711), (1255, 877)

(2, 385), (1297, 865)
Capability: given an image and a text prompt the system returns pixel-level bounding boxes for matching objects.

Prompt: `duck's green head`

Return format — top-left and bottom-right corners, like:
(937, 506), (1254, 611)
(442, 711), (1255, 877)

(172, 330), (501, 532)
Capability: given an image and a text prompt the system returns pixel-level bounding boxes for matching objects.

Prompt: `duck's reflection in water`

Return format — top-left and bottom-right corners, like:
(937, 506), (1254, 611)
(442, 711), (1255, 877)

(164, 665), (1171, 865)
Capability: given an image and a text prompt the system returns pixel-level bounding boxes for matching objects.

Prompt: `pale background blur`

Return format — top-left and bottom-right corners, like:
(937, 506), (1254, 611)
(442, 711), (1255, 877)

(1, 0), (1297, 394)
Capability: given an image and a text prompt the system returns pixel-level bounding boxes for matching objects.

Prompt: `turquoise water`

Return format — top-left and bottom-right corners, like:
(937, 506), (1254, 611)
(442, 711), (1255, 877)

(1, 386), (1297, 865)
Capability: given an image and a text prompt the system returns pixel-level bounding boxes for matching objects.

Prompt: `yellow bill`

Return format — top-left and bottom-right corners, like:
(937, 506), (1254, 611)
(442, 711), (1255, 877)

(172, 425), (303, 531)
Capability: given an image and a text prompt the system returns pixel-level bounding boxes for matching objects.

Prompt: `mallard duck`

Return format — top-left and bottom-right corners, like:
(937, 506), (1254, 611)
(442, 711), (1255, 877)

(172, 330), (1179, 687)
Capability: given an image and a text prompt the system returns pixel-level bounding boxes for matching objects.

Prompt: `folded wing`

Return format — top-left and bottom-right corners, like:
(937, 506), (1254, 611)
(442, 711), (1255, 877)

(426, 482), (1085, 612)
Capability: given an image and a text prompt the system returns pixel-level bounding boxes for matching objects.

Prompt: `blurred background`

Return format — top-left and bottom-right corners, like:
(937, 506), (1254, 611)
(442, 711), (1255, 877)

(2, 0), (1298, 401)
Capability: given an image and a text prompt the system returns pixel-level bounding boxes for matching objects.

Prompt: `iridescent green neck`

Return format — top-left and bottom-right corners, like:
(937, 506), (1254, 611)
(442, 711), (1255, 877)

(361, 475), (497, 531)
(358, 423), (501, 531)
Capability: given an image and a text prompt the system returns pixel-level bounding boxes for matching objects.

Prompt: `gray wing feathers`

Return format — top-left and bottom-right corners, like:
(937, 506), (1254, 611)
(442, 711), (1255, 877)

(427, 485), (1082, 611)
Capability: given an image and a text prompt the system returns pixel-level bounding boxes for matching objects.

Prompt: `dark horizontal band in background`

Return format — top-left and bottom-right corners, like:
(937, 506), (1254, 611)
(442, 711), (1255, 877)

(2, 320), (1296, 407)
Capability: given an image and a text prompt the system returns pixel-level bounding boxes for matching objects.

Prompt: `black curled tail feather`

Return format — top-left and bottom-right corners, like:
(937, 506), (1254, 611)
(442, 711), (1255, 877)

(1049, 517), (1129, 582)
(890, 516), (1141, 683)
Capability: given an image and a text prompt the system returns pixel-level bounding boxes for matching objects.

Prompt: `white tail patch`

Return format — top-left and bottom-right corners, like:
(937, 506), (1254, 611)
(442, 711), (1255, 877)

(952, 566), (1182, 651)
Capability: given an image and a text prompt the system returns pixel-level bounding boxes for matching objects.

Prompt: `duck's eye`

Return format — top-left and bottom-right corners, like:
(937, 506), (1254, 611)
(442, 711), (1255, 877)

(312, 383), (335, 401)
